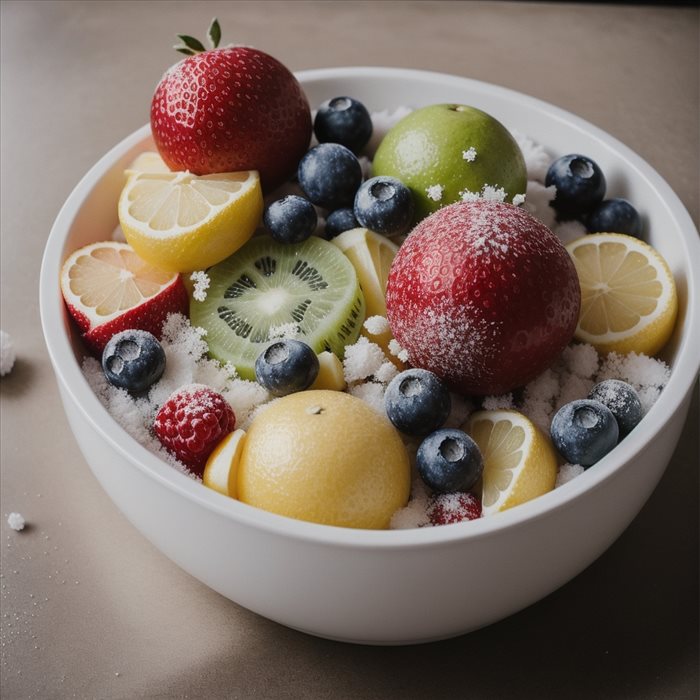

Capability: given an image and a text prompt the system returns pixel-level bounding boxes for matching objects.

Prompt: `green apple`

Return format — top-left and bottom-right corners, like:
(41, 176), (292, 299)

(372, 104), (527, 222)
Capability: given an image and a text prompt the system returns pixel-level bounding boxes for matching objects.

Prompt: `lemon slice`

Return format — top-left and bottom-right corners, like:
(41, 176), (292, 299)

(566, 233), (677, 355)
(126, 151), (170, 175)
(203, 429), (247, 498)
(466, 410), (557, 516)
(118, 170), (263, 273)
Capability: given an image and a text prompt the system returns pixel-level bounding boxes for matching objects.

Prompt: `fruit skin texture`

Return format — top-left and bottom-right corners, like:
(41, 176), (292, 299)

(416, 429), (484, 494)
(314, 96), (373, 154)
(386, 200), (581, 396)
(545, 154), (606, 220)
(372, 104), (527, 222)
(102, 329), (166, 394)
(154, 384), (236, 476)
(324, 208), (359, 239)
(254, 339), (320, 396)
(428, 491), (482, 525)
(588, 379), (643, 438)
(586, 198), (642, 237)
(353, 176), (414, 237)
(297, 143), (363, 209)
(237, 390), (410, 529)
(150, 47), (311, 191)
(384, 368), (451, 436)
(263, 195), (317, 244)
(550, 399), (619, 467)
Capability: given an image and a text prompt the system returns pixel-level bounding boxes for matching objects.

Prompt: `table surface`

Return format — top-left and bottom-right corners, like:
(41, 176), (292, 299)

(1, 1), (698, 698)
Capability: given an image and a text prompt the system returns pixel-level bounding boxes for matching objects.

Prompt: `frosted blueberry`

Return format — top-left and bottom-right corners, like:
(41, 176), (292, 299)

(550, 399), (619, 467)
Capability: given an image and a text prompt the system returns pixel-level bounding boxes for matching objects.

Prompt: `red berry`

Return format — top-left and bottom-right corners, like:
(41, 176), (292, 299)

(150, 46), (311, 191)
(386, 200), (581, 396)
(154, 384), (236, 475)
(428, 492), (482, 526)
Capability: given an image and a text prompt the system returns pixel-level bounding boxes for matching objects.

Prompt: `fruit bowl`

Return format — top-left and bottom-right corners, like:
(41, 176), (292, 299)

(40, 67), (700, 645)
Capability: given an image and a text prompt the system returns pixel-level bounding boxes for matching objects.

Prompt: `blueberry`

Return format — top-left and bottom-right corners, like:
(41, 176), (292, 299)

(416, 429), (484, 494)
(255, 339), (319, 396)
(297, 143), (363, 209)
(587, 198), (642, 237)
(550, 399), (619, 467)
(545, 154), (606, 219)
(384, 368), (451, 436)
(588, 379), (643, 438)
(354, 176), (414, 236)
(102, 330), (165, 394)
(324, 207), (359, 239)
(314, 96), (373, 154)
(263, 195), (317, 244)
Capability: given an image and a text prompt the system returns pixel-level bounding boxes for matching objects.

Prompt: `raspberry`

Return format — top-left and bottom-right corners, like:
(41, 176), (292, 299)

(154, 384), (235, 476)
(428, 492), (482, 526)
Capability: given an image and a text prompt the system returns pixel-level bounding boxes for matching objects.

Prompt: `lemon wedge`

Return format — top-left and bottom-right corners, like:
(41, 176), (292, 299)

(331, 227), (400, 363)
(566, 233), (677, 356)
(466, 410), (557, 516)
(310, 351), (347, 391)
(203, 429), (247, 498)
(119, 169), (263, 273)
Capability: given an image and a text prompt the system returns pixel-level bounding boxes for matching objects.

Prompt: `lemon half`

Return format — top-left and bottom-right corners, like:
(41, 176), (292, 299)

(119, 169), (263, 273)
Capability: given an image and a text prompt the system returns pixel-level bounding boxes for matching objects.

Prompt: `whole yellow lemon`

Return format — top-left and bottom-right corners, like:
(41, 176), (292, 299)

(237, 390), (410, 529)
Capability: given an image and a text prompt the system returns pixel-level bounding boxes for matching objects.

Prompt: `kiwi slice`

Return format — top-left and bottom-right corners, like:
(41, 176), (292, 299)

(191, 235), (366, 380)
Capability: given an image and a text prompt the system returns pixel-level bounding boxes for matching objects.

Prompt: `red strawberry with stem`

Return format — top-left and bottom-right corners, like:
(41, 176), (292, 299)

(150, 18), (312, 192)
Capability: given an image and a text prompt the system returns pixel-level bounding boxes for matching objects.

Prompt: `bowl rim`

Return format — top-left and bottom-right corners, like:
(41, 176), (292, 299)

(40, 66), (700, 550)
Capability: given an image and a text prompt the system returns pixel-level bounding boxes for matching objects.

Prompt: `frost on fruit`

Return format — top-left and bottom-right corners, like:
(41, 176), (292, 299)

(268, 322), (301, 340)
(462, 147), (477, 162)
(426, 184), (444, 202)
(363, 315), (390, 336)
(512, 193), (526, 207)
(343, 336), (386, 383)
(190, 271), (210, 302)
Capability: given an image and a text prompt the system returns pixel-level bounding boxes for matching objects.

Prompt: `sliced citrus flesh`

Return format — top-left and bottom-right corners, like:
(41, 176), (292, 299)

(60, 241), (181, 328)
(331, 227), (398, 317)
(331, 227), (401, 363)
(203, 429), (247, 498)
(118, 169), (263, 273)
(465, 410), (557, 516)
(565, 233), (677, 356)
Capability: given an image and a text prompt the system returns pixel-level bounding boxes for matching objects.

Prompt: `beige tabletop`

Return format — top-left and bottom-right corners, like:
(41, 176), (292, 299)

(1, 1), (698, 698)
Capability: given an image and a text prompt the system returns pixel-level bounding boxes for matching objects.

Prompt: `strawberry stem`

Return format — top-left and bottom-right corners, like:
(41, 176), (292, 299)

(173, 18), (221, 55)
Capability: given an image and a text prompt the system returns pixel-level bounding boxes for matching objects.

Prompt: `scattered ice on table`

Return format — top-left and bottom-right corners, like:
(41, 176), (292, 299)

(0, 330), (16, 376)
(7, 513), (25, 531)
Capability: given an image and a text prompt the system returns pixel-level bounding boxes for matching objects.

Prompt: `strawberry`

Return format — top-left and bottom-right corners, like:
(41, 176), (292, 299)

(59, 241), (189, 355)
(150, 19), (311, 192)
(428, 492), (482, 526)
(154, 384), (236, 476)
(386, 200), (581, 396)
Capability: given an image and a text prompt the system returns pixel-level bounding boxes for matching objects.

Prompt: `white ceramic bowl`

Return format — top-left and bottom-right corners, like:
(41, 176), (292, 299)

(40, 67), (700, 645)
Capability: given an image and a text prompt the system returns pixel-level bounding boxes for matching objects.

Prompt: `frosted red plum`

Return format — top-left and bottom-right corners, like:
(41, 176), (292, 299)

(385, 200), (581, 396)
